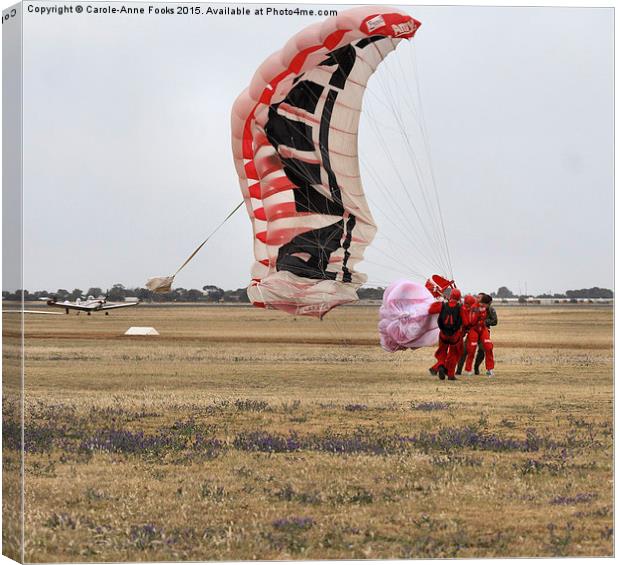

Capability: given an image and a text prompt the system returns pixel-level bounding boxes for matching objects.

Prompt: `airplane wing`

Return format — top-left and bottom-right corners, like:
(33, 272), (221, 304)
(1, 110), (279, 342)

(50, 302), (101, 312)
(4, 310), (64, 315)
(99, 302), (139, 310)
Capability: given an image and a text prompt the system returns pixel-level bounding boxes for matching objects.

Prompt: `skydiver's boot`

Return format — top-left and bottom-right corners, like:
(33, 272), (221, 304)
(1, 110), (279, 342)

(437, 365), (447, 380)
(429, 367), (438, 376)
(448, 375), (458, 381)
(474, 364), (481, 375)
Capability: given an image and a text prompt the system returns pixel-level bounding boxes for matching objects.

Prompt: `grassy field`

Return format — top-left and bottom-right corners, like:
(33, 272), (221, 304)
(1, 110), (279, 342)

(2, 304), (613, 560)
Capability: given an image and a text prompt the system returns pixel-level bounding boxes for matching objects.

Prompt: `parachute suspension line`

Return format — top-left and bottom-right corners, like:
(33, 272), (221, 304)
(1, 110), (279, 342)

(366, 241), (428, 280)
(381, 41), (452, 277)
(385, 41), (450, 269)
(173, 201), (244, 277)
(358, 118), (449, 275)
(358, 126), (434, 252)
(369, 233), (434, 279)
(369, 41), (451, 276)
(407, 41), (454, 278)
(385, 38), (453, 279)
(360, 154), (437, 257)
(145, 201), (244, 292)
(356, 54), (447, 265)
(361, 147), (447, 277)
(363, 258), (427, 280)
(361, 97), (449, 276)
(360, 157), (448, 273)
(359, 39), (453, 280)
(371, 237), (429, 279)
(360, 73), (450, 275)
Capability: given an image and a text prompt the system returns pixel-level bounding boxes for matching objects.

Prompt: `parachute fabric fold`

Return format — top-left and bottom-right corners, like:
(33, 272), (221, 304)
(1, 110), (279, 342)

(231, 6), (421, 318)
(145, 276), (175, 293)
(379, 279), (439, 352)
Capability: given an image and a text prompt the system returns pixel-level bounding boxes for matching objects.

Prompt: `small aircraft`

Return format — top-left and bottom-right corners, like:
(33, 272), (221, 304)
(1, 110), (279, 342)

(41, 295), (140, 315)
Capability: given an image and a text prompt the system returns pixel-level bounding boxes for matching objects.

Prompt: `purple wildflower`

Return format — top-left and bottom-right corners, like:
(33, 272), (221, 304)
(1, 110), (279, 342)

(272, 517), (314, 531)
(345, 404), (368, 412)
(550, 493), (597, 505)
(413, 401), (450, 411)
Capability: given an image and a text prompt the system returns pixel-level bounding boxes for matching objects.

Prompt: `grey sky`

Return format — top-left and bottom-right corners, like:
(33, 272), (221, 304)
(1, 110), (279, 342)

(17, 2), (613, 295)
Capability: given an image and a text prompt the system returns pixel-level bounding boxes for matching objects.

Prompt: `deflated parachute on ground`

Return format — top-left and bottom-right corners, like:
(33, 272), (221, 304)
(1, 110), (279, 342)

(378, 279), (439, 352)
(231, 6), (421, 318)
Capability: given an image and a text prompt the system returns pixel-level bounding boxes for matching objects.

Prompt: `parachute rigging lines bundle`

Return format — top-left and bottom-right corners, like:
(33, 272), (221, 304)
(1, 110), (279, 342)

(359, 40), (453, 284)
(145, 201), (244, 293)
(232, 6), (446, 318)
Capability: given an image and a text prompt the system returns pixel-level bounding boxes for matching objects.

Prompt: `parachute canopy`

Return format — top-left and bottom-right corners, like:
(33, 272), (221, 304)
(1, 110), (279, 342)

(378, 279), (439, 352)
(231, 6), (421, 318)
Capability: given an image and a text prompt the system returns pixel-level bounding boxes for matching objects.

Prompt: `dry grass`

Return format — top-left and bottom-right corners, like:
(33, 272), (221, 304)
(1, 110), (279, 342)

(2, 304), (613, 560)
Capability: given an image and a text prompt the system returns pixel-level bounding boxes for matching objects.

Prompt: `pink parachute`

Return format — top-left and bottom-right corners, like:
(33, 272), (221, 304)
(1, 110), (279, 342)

(379, 279), (439, 352)
(231, 6), (421, 318)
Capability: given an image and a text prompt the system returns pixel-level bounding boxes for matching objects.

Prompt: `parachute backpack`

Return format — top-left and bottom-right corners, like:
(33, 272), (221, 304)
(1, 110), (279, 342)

(437, 302), (462, 336)
(231, 7), (421, 318)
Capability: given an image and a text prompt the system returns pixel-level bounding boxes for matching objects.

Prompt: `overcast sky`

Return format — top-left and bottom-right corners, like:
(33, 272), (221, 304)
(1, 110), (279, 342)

(18, 3), (613, 295)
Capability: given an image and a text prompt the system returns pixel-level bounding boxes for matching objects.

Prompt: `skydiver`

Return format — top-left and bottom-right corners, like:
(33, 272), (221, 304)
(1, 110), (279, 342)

(427, 288), (469, 381)
(456, 293), (498, 375)
(464, 293), (496, 376)
(452, 294), (478, 376)
(475, 294), (498, 373)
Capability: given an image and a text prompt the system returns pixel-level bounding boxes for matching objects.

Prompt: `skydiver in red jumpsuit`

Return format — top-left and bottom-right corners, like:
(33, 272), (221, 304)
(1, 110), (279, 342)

(427, 288), (469, 381)
(454, 294), (478, 376)
(429, 292), (476, 377)
(464, 299), (495, 376)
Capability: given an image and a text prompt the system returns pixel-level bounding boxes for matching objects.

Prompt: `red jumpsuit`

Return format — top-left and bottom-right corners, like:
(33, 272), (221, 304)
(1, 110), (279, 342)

(429, 300), (469, 378)
(459, 302), (477, 368)
(465, 304), (495, 371)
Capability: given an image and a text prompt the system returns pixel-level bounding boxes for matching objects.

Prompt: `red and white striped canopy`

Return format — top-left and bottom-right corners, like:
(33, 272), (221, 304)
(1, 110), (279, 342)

(232, 6), (420, 318)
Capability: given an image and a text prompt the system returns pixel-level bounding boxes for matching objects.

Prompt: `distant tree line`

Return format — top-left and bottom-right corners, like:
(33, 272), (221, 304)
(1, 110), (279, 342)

(357, 287), (385, 300)
(361, 285), (614, 301)
(492, 286), (613, 300)
(564, 287), (614, 299)
(3, 284), (613, 302)
(2, 284), (250, 303)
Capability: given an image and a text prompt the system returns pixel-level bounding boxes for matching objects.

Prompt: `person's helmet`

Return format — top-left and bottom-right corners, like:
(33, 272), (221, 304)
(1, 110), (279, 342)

(479, 293), (493, 305)
(449, 288), (462, 302)
(464, 294), (476, 306)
